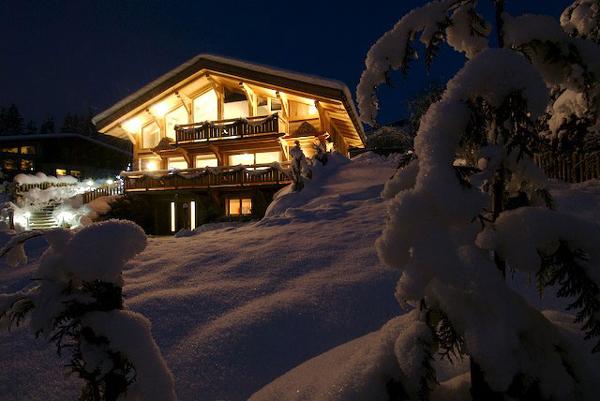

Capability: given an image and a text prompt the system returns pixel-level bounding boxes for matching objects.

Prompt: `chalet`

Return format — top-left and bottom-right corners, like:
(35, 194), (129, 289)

(93, 54), (366, 234)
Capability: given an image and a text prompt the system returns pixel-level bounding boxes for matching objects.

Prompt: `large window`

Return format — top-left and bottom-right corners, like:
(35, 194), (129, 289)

(142, 122), (160, 149)
(19, 159), (34, 171)
(193, 89), (218, 122)
(228, 151), (281, 167)
(227, 197), (252, 216)
(195, 154), (218, 168)
(20, 146), (35, 154)
(165, 106), (188, 140)
(167, 157), (188, 170)
(223, 87), (249, 119)
(140, 157), (161, 171)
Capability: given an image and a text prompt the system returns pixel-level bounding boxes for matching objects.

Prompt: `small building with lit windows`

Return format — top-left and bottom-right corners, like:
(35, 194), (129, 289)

(0, 133), (131, 179)
(93, 54), (366, 234)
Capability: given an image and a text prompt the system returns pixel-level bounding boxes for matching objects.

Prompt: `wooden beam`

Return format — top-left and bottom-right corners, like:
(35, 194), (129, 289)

(206, 74), (224, 120)
(240, 82), (257, 116)
(276, 91), (289, 119)
(176, 91), (193, 120)
(315, 100), (330, 132)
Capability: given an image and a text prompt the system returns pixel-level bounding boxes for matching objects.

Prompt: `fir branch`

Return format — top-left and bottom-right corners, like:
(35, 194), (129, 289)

(538, 241), (600, 352)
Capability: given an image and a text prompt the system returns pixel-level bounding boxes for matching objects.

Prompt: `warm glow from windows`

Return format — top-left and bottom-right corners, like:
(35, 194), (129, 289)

(142, 122), (160, 148)
(56, 168), (67, 176)
(165, 106), (188, 140)
(308, 103), (318, 115)
(195, 154), (218, 168)
(168, 157), (188, 170)
(190, 201), (196, 230)
(228, 198), (252, 216)
(170, 202), (176, 232)
(229, 153), (254, 166)
(151, 101), (170, 117)
(193, 90), (218, 122)
(123, 117), (142, 133)
(141, 158), (161, 171)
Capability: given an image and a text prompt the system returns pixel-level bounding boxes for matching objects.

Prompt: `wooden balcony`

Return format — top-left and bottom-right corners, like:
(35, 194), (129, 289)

(122, 163), (291, 192)
(175, 113), (285, 144)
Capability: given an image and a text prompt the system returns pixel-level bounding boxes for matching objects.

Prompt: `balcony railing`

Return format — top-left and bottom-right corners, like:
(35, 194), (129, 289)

(122, 163), (291, 192)
(175, 113), (284, 144)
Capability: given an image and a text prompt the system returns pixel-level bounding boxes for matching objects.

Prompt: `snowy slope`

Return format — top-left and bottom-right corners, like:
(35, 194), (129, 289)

(0, 153), (401, 401)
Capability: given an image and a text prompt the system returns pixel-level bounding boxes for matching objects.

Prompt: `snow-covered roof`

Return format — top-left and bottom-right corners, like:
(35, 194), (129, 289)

(0, 133), (131, 156)
(92, 54), (365, 144)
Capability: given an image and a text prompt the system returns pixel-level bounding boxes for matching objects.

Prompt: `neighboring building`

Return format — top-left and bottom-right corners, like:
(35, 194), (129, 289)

(93, 54), (366, 234)
(0, 133), (132, 179)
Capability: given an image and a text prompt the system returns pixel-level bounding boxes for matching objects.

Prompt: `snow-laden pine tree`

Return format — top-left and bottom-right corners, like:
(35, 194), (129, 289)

(358, 1), (600, 400)
(0, 220), (177, 401)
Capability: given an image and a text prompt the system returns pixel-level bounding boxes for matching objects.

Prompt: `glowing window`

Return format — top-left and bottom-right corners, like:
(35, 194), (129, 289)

(193, 89), (218, 122)
(165, 106), (188, 140)
(20, 146), (35, 154)
(257, 97), (269, 116)
(19, 159), (34, 170)
(223, 88), (249, 119)
(229, 153), (254, 166)
(140, 158), (161, 171)
(56, 168), (67, 176)
(195, 154), (218, 168)
(3, 159), (16, 170)
(142, 122), (160, 149)
(255, 151), (282, 165)
(190, 201), (196, 230)
(170, 202), (176, 232)
(70, 169), (81, 178)
(168, 157), (188, 170)
(228, 198), (252, 216)
(2, 147), (18, 154)
(270, 98), (282, 111)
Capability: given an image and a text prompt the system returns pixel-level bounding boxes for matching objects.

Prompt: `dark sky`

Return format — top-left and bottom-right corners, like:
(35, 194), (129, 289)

(0, 0), (572, 128)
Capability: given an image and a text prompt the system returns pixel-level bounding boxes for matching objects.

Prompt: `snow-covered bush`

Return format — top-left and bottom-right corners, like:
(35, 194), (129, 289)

(366, 124), (414, 153)
(0, 220), (176, 401)
(357, 1), (600, 400)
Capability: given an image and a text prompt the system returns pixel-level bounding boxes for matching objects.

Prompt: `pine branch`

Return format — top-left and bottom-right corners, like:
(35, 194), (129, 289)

(538, 241), (600, 352)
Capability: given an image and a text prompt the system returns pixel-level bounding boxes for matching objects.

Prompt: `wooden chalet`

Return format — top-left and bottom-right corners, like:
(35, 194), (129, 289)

(93, 54), (365, 234)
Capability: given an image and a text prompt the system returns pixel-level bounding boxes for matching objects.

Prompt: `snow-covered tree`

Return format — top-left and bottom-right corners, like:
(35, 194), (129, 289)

(290, 140), (311, 191)
(0, 220), (177, 401)
(358, 1), (600, 400)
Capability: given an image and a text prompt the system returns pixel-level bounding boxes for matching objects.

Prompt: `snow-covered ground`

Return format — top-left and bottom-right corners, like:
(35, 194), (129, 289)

(0, 153), (402, 401)
(1, 154), (599, 401)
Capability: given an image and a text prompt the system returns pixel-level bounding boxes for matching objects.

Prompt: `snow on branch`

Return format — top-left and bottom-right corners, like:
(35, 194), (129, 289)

(356, 0), (490, 125)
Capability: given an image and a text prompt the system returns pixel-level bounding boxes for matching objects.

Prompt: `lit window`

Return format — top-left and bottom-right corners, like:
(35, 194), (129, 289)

(142, 122), (160, 148)
(227, 198), (252, 216)
(170, 202), (176, 232)
(165, 106), (188, 140)
(193, 89), (218, 122)
(270, 98), (282, 111)
(255, 151), (282, 165)
(195, 154), (218, 168)
(190, 201), (196, 230)
(229, 153), (254, 166)
(223, 87), (249, 119)
(19, 159), (34, 170)
(2, 147), (18, 154)
(256, 96), (269, 116)
(140, 158), (161, 171)
(3, 159), (16, 170)
(56, 168), (67, 176)
(167, 157), (188, 170)
(20, 146), (35, 154)
(70, 170), (81, 178)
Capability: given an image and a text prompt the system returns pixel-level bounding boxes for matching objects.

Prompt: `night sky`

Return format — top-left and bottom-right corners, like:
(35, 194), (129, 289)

(0, 0), (572, 128)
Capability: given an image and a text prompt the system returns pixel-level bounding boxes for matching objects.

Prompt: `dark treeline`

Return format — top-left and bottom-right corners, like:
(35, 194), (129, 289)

(0, 104), (96, 136)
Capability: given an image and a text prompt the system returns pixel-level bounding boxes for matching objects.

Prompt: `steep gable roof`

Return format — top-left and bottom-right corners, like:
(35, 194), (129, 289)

(92, 54), (365, 145)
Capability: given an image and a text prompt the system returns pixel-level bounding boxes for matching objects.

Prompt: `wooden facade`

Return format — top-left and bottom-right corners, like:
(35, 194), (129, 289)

(93, 54), (365, 233)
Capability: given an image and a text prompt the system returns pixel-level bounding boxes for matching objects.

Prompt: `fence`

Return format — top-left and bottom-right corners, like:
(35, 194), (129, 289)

(81, 184), (123, 204)
(534, 152), (600, 183)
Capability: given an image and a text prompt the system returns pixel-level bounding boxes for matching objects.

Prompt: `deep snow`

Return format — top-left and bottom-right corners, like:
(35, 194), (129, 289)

(1, 154), (599, 401)
(0, 153), (402, 401)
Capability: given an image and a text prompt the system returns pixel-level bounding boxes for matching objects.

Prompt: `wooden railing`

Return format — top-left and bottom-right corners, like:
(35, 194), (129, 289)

(534, 152), (600, 183)
(175, 113), (284, 144)
(122, 164), (291, 192)
(81, 184), (123, 204)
